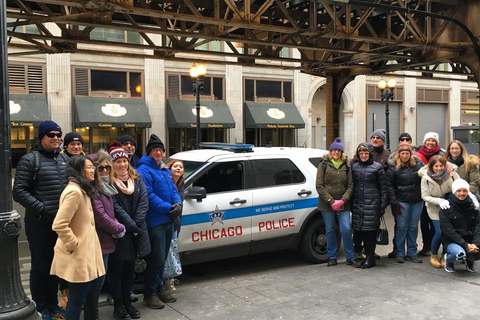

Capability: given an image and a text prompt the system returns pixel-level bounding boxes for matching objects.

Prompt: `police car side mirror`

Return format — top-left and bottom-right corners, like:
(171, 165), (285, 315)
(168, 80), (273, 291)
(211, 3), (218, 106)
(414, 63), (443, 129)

(185, 186), (207, 202)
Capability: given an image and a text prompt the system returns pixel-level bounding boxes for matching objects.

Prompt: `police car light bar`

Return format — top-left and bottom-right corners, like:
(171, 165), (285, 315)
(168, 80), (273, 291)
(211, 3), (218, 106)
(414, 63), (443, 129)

(199, 142), (254, 152)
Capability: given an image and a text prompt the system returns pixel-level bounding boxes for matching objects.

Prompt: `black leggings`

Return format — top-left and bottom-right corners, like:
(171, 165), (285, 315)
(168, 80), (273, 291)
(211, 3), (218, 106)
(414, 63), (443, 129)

(354, 230), (377, 256)
(420, 205), (434, 246)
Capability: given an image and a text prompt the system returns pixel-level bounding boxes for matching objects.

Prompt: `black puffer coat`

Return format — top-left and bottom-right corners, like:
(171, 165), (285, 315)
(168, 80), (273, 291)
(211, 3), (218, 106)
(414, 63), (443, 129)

(386, 156), (424, 208)
(13, 142), (68, 223)
(351, 143), (388, 231)
(112, 177), (151, 260)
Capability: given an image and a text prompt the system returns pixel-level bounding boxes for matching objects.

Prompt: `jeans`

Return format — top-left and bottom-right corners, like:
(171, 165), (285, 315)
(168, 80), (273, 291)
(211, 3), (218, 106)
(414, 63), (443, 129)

(143, 222), (174, 297)
(395, 201), (423, 257)
(431, 220), (442, 255)
(66, 276), (104, 320)
(420, 205), (434, 247)
(321, 211), (355, 260)
(445, 243), (480, 263)
(24, 219), (59, 312)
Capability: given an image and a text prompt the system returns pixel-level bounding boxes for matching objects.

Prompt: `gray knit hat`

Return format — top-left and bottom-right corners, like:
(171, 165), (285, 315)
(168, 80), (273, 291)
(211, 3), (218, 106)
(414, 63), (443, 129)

(371, 129), (386, 142)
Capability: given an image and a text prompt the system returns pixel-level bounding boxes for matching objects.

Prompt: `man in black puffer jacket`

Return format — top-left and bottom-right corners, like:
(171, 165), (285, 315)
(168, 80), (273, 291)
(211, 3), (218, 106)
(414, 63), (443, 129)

(13, 120), (68, 319)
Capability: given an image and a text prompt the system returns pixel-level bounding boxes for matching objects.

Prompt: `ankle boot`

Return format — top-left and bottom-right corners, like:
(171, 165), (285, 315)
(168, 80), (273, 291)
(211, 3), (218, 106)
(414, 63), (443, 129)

(113, 300), (131, 320)
(419, 244), (431, 256)
(123, 295), (141, 319)
(84, 291), (100, 320)
(361, 255), (376, 269)
(429, 254), (442, 268)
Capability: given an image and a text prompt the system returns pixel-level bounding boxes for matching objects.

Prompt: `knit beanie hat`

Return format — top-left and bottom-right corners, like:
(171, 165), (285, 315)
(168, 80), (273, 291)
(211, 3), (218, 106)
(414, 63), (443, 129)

(452, 178), (470, 194)
(146, 134), (165, 155)
(329, 137), (344, 152)
(109, 141), (129, 162)
(38, 120), (62, 140)
(63, 132), (84, 147)
(398, 132), (412, 142)
(118, 134), (136, 147)
(397, 142), (412, 154)
(423, 132), (440, 146)
(371, 129), (386, 142)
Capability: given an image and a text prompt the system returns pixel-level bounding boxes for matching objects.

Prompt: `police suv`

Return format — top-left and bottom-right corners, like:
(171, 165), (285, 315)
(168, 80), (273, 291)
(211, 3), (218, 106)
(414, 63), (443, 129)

(168, 143), (333, 265)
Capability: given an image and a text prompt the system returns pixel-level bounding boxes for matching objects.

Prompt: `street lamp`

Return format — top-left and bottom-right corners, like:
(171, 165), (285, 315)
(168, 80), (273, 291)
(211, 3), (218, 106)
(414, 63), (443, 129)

(378, 77), (396, 150)
(189, 63), (206, 148)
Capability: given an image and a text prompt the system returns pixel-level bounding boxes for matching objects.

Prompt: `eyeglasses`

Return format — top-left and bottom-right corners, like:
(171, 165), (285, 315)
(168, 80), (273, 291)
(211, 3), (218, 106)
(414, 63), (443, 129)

(98, 165), (112, 172)
(122, 142), (134, 146)
(45, 132), (62, 138)
(85, 166), (96, 171)
(450, 147), (461, 151)
(399, 138), (411, 142)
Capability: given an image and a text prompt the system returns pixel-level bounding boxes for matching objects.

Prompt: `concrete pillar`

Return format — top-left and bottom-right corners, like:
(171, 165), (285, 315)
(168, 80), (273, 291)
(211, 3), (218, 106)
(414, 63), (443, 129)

(403, 75), (417, 144)
(46, 53), (72, 133)
(145, 59), (165, 143)
(294, 71), (311, 147)
(226, 65), (243, 144)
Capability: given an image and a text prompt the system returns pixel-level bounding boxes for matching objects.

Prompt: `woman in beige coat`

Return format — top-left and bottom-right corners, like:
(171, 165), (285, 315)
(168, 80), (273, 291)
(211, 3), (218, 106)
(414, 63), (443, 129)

(51, 155), (105, 320)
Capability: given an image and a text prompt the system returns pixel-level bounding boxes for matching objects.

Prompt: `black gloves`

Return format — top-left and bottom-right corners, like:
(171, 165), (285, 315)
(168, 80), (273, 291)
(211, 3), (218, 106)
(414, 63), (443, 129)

(173, 216), (182, 235)
(168, 202), (183, 221)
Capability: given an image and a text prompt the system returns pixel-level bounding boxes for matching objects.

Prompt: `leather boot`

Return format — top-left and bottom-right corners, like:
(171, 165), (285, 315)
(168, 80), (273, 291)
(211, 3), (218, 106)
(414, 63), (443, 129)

(113, 300), (131, 320)
(361, 255), (376, 269)
(84, 291), (100, 320)
(124, 295), (141, 319)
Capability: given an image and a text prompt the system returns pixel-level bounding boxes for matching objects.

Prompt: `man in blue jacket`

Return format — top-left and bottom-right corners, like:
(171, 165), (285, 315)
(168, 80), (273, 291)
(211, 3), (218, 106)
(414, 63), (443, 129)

(136, 134), (182, 309)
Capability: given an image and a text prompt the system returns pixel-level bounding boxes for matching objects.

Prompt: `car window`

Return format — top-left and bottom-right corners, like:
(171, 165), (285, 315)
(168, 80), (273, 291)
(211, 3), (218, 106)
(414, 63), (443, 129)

(253, 159), (305, 188)
(193, 161), (245, 194)
(309, 157), (323, 168)
(165, 159), (205, 179)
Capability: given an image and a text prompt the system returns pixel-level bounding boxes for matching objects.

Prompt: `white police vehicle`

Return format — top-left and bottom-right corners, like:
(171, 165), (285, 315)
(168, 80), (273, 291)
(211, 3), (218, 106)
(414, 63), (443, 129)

(167, 143), (334, 264)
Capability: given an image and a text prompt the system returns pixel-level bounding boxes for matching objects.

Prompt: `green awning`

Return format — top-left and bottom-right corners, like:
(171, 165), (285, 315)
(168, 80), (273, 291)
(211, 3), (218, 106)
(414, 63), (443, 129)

(9, 94), (49, 126)
(167, 100), (235, 129)
(74, 97), (151, 128)
(244, 102), (305, 129)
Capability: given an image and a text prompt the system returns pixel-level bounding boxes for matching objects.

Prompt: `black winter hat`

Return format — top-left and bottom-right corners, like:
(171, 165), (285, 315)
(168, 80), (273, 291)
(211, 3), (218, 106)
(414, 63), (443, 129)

(63, 132), (84, 147)
(146, 134), (165, 155)
(38, 120), (62, 140)
(398, 132), (412, 142)
(118, 134), (136, 146)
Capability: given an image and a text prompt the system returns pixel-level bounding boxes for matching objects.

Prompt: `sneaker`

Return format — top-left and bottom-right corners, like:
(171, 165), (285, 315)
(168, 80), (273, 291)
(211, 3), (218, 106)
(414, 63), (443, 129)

(143, 293), (165, 309)
(405, 255), (423, 263)
(40, 310), (53, 320)
(158, 289), (177, 303)
(345, 259), (362, 268)
(327, 259), (337, 267)
(466, 259), (477, 272)
(444, 253), (456, 273)
(49, 306), (65, 320)
(396, 255), (405, 263)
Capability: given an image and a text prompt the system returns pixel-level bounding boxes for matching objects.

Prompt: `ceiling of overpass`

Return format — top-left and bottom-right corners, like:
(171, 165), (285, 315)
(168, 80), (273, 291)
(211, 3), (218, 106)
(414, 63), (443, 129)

(5, 0), (478, 81)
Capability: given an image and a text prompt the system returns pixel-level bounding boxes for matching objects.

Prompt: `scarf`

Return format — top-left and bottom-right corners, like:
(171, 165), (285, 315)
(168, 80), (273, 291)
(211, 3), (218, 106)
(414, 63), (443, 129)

(418, 145), (441, 161)
(114, 167), (134, 195)
(97, 176), (118, 197)
(448, 192), (473, 211)
(331, 158), (343, 170)
(449, 156), (464, 168)
(427, 166), (450, 185)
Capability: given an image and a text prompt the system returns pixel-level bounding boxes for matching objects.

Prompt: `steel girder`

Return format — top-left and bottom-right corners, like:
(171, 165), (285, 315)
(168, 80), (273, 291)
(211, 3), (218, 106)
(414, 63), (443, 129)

(4, 0), (478, 81)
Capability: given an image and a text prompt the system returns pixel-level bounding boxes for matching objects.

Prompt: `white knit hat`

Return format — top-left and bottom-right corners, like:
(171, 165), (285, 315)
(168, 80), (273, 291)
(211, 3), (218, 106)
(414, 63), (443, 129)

(452, 179), (470, 194)
(423, 132), (440, 146)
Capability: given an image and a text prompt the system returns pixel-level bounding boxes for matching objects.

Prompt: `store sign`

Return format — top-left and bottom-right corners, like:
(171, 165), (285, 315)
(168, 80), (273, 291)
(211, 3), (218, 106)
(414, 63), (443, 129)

(266, 124), (295, 129)
(99, 123), (113, 127)
(11, 122), (33, 127)
(124, 123), (136, 127)
(191, 106), (214, 119)
(266, 108), (285, 120)
(9, 101), (21, 114)
(101, 103), (127, 117)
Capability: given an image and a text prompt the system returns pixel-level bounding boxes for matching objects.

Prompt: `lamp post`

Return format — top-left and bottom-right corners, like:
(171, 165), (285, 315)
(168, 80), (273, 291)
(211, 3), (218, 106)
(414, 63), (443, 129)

(378, 77), (396, 150)
(189, 63), (206, 148)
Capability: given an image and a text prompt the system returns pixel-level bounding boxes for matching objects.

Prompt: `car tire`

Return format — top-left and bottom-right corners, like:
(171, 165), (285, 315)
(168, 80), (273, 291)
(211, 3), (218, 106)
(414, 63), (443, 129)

(298, 217), (334, 264)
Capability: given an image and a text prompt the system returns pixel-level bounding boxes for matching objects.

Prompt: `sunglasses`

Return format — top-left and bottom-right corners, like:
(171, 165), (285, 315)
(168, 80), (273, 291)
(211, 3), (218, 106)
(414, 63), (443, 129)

(399, 138), (411, 142)
(45, 132), (62, 138)
(98, 165), (112, 172)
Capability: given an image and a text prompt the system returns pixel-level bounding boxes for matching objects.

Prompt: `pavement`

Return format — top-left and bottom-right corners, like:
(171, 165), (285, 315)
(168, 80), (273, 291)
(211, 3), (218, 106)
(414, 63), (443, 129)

(12, 190), (480, 319)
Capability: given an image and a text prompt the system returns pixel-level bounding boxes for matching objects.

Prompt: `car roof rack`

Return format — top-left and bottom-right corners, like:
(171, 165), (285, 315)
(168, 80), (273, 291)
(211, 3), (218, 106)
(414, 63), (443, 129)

(199, 142), (254, 153)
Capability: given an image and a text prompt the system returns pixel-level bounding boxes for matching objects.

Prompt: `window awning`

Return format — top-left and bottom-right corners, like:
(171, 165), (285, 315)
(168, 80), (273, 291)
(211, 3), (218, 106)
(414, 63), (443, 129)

(9, 94), (49, 126)
(244, 102), (305, 129)
(74, 97), (151, 128)
(167, 100), (235, 129)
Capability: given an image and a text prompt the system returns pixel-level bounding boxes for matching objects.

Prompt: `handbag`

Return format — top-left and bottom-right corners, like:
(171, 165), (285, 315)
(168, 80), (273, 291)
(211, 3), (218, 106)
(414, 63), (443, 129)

(376, 216), (389, 245)
(163, 238), (182, 278)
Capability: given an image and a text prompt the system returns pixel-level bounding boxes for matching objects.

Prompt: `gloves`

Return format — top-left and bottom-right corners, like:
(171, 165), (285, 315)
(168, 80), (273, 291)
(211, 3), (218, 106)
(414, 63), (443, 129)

(394, 205), (404, 216)
(331, 199), (345, 211)
(113, 224), (126, 239)
(439, 199), (450, 210)
(173, 216), (182, 235)
(168, 202), (183, 221)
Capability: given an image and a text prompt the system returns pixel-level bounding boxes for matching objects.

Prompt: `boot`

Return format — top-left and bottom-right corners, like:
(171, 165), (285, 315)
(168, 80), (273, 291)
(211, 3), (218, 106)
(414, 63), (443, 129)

(361, 255), (376, 269)
(419, 244), (431, 256)
(430, 254), (442, 268)
(164, 279), (176, 293)
(113, 300), (131, 320)
(123, 295), (141, 319)
(84, 291), (100, 320)
(60, 288), (69, 309)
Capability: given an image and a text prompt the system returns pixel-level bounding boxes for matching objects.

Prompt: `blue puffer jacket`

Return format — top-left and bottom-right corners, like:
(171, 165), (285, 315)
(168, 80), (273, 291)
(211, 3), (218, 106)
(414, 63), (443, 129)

(136, 155), (181, 228)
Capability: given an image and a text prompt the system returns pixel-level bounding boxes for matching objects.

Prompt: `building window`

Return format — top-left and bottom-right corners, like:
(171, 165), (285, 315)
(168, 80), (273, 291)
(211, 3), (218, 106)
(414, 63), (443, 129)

(89, 27), (141, 44)
(74, 68), (143, 98)
(8, 64), (45, 94)
(244, 78), (293, 103)
(167, 74), (225, 101)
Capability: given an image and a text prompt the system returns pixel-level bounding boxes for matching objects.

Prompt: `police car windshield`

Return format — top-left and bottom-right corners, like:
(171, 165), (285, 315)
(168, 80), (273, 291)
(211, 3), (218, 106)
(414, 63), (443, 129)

(165, 159), (205, 179)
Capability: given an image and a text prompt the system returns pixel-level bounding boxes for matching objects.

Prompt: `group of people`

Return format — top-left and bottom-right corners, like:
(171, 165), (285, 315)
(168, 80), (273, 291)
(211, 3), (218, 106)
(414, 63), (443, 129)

(317, 129), (480, 273)
(13, 120), (186, 320)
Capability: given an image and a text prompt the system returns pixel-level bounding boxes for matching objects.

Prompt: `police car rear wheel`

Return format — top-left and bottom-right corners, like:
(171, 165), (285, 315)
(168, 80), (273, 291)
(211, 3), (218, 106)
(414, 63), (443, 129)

(299, 217), (329, 263)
